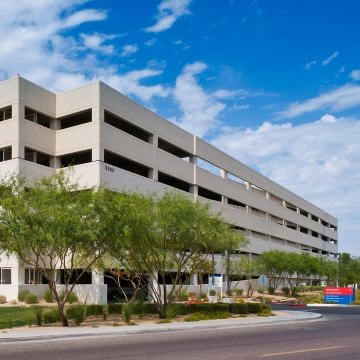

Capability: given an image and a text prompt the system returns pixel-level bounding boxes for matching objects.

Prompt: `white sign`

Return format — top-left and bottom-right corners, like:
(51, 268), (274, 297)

(208, 274), (223, 288)
(257, 275), (269, 287)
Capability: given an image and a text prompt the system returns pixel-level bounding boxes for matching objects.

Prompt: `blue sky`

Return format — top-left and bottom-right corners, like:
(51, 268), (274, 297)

(0, 0), (359, 254)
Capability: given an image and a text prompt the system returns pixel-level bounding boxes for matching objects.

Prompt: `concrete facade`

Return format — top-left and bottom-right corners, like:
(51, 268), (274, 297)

(0, 76), (338, 302)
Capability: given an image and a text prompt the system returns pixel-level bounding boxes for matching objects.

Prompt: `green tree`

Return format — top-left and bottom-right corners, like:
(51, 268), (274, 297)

(258, 250), (289, 290)
(338, 253), (360, 286)
(111, 191), (246, 318)
(285, 253), (313, 296)
(0, 171), (126, 326)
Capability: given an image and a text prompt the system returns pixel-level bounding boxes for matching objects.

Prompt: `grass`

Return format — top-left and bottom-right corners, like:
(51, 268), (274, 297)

(0, 307), (31, 329)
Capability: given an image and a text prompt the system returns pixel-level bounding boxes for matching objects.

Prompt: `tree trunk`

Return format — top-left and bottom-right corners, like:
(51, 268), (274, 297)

(58, 303), (69, 327)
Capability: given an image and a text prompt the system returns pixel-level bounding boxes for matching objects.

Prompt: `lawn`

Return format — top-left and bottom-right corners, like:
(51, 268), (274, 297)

(0, 307), (33, 329)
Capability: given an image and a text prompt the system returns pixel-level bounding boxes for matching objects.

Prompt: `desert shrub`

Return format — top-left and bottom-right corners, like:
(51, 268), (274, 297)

(142, 303), (158, 314)
(18, 289), (31, 302)
(108, 303), (122, 314)
(0, 295), (6, 304)
(165, 304), (182, 320)
(185, 311), (230, 322)
(298, 294), (323, 304)
(26, 310), (34, 327)
(59, 291), (78, 304)
(66, 305), (86, 325)
(43, 309), (60, 324)
(230, 303), (248, 314)
(176, 289), (189, 301)
(102, 305), (108, 321)
(282, 287), (290, 296)
(257, 288), (263, 294)
(25, 293), (38, 304)
(267, 286), (275, 295)
(234, 288), (244, 296)
(85, 304), (103, 316)
(31, 306), (43, 326)
(122, 303), (136, 325)
(44, 289), (54, 303)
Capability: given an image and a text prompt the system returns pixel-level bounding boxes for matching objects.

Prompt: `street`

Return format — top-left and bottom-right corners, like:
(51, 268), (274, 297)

(0, 306), (359, 359)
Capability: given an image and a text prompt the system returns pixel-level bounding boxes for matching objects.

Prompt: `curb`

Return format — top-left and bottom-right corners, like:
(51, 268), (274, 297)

(0, 311), (322, 343)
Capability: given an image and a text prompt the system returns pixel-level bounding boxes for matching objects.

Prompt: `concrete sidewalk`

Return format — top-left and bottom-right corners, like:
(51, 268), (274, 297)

(0, 311), (321, 343)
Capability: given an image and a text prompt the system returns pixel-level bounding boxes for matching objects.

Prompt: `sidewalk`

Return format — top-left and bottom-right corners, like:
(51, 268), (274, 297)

(0, 311), (321, 343)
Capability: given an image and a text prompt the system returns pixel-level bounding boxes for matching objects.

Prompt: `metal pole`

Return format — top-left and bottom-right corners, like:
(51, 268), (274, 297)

(226, 250), (231, 297)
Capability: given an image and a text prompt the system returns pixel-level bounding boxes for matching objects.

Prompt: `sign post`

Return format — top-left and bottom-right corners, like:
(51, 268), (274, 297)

(257, 275), (269, 304)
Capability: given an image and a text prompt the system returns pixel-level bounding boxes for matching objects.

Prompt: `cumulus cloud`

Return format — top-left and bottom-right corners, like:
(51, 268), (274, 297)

(277, 84), (360, 118)
(173, 62), (227, 137)
(0, 1), (168, 102)
(102, 69), (169, 102)
(145, 0), (192, 33)
(322, 50), (339, 66)
(211, 116), (360, 254)
(350, 69), (360, 81)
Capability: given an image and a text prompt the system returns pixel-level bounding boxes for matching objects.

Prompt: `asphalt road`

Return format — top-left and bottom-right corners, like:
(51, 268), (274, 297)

(1, 307), (360, 360)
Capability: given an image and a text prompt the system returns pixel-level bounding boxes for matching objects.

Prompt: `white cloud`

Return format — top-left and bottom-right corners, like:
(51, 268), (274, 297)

(121, 44), (139, 57)
(350, 69), (360, 81)
(277, 84), (360, 118)
(304, 60), (317, 70)
(232, 104), (250, 110)
(211, 116), (360, 254)
(102, 69), (169, 102)
(145, 0), (192, 33)
(0, 1), (168, 102)
(80, 33), (118, 54)
(173, 62), (227, 137)
(322, 50), (339, 66)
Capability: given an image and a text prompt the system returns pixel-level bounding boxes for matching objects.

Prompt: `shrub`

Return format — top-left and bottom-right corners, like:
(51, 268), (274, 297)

(267, 286), (275, 295)
(282, 287), (290, 296)
(43, 309), (60, 324)
(257, 288), (263, 294)
(31, 306), (43, 326)
(59, 291), (78, 304)
(165, 304), (182, 320)
(25, 293), (38, 304)
(246, 303), (271, 314)
(18, 289), (31, 302)
(234, 288), (244, 296)
(122, 303), (136, 325)
(108, 303), (122, 314)
(85, 304), (103, 316)
(26, 310), (34, 327)
(176, 289), (189, 301)
(0, 295), (6, 304)
(298, 294), (323, 304)
(66, 305), (86, 325)
(185, 311), (230, 322)
(44, 289), (54, 303)
(230, 303), (248, 315)
(102, 305), (108, 321)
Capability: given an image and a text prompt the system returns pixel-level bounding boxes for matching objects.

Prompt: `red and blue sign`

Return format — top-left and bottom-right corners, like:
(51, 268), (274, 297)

(324, 287), (355, 304)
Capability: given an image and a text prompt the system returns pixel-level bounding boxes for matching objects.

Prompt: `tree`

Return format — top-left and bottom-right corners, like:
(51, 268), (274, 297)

(0, 171), (126, 326)
(338, 253), (360, 286)
(285, 253), (313, 296)
(258, 250), (289, 290)
(110, 191), (246, 318)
